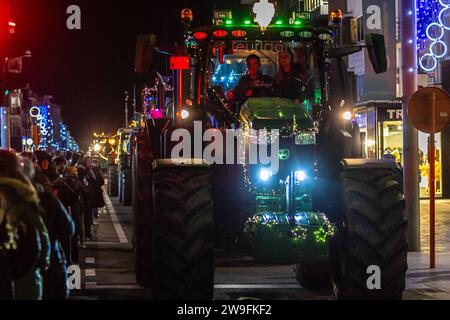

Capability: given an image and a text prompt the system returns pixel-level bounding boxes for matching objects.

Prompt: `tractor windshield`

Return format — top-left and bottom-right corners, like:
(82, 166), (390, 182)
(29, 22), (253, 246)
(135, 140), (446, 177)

(208, 40), (320, 114)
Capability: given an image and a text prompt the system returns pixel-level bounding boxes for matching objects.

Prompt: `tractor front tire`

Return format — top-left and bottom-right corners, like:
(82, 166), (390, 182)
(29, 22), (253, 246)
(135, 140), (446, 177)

(151, 166), (214, 300)
(331, 165), (407, 300)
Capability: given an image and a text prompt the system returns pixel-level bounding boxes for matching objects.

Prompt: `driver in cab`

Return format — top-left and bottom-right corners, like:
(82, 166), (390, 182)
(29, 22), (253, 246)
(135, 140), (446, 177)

(231, 54), (276, 108)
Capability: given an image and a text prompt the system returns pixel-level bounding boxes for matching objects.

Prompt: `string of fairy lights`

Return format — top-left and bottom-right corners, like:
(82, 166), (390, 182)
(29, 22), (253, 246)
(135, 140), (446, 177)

(417, 0), (450, 72)
(29, 105), (79, 152)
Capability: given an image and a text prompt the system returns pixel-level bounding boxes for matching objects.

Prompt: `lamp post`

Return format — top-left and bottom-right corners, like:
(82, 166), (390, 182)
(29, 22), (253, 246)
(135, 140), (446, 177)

(125, 91), (129, 128)
(401, 0), (421, 252)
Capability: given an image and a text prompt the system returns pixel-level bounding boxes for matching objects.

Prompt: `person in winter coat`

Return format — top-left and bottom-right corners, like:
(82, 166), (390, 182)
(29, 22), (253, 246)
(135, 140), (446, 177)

(39, 190), (75, 300)
(0, 245), (12, 299)
(34, 151), (58, 185)
(33, 151), (54, 193)
(0, 150), (51, 300)
(19, 153), (75, 300)
(0, 178), (51, 300)
(52, 156), (85, 262)
(77, 156), (104, 238)
(90, 159), (105, 223)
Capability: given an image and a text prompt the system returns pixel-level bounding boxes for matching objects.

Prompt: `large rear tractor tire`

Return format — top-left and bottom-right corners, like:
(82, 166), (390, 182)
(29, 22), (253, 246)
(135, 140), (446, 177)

(152, 165), (214, 300)
(108, 165), (118, 197)
(331, 165), (407, 300)
(132, 132), (154, 288)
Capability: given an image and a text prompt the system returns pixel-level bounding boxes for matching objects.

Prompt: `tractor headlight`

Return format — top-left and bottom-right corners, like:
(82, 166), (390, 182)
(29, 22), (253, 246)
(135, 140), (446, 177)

(295, 170), (307, 182)
(93, 143), (102, 153)
(259, 169), (272, 182)
(343, 111), (352, 121)
(181, 109), (190, 119)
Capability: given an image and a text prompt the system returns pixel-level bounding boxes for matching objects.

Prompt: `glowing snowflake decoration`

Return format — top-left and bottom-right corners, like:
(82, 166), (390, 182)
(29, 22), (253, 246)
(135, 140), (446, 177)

(253, 0), (275, 31)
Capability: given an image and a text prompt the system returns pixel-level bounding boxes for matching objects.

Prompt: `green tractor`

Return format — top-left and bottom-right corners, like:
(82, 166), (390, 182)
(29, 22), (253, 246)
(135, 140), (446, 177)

(107, 150), (119, 198)
(117, 128), (132, 206)
(131, 7), (407, 300)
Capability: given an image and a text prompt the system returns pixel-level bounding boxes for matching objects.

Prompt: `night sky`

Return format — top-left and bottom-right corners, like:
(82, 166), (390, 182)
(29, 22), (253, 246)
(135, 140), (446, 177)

(10, 0), (245, 148)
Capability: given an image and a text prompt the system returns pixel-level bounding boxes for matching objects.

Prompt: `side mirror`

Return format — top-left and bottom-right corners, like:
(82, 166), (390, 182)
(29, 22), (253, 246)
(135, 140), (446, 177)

(135, 34), (157, 73)
(365, 33), (388, 74)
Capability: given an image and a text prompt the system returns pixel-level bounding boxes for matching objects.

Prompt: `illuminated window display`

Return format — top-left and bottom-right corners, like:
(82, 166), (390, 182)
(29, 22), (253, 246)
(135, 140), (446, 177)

(418, 133), (443, 198)
(355, 102), (444, 198)
(380, 121), (403, 163)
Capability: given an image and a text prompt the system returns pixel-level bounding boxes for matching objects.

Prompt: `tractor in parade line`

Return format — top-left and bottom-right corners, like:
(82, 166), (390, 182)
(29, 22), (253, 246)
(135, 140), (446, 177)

(117, 128), (133, 206)
(106, 128), (134, 203)
(130, 3), (408, 300)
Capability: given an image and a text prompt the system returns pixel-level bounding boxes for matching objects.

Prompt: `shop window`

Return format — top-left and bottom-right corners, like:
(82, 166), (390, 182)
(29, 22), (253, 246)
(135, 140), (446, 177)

(381, 120), (442, 198)
(419, 133), (442, 198)
(380, 121), (403, 163)
(355, 107), (376, 159)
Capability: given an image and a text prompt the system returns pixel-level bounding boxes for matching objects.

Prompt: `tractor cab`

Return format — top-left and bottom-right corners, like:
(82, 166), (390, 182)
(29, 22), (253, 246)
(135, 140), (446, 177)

(184, 13), (333, 127)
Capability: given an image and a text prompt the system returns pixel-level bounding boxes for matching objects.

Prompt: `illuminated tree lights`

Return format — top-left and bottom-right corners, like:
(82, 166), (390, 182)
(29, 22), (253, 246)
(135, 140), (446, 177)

(417, 0), (450, 72)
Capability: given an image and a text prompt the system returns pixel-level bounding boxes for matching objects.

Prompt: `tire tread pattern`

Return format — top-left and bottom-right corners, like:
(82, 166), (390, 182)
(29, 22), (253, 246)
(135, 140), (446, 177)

(335, 167), (407, 300)
(152, 166), (214, 300)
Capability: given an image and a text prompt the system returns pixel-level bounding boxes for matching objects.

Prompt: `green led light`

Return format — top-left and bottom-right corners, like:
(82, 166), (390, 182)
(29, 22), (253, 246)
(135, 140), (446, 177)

(294, 19), (302, 25)
(280, 30), (294, 37)
(244, 19), (252, 25)
(225, 19), (233, 25)
(275, 20), (283, 25)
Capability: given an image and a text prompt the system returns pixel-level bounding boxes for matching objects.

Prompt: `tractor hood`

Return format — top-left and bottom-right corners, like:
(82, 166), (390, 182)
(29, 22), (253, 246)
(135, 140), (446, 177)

(240, 97), (313, 129)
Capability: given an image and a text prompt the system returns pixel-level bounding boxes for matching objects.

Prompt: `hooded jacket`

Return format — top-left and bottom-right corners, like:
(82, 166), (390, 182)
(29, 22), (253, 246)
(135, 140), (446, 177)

(0, 178), (51, 300)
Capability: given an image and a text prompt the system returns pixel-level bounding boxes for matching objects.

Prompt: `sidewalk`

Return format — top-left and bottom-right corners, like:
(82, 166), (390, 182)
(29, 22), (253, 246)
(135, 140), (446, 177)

(72, 191), (152, 300)
(405, 200), (450, 299)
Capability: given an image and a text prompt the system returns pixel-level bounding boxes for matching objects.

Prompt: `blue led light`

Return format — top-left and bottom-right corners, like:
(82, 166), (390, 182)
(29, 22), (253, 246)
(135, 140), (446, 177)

(418, 0), (450, 71)
(259, 169), (272, 182)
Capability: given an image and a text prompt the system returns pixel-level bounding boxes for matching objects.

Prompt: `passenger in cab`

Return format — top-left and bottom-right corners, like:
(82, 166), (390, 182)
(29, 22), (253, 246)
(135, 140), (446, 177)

(233, 54), (276, 107)
(276, 51), (314, 103)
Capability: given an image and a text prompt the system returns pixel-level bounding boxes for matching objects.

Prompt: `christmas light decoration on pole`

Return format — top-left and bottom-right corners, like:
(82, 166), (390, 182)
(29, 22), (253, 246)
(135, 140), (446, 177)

(417, 0), (450, 72)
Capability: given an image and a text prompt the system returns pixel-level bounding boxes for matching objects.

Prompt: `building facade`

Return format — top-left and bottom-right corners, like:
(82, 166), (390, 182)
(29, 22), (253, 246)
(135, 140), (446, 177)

(294, 0), (450, 198)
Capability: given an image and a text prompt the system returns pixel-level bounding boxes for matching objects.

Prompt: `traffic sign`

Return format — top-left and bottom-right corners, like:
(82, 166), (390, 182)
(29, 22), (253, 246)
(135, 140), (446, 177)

(408, 86), (450, 134)
(408, 86), (450, 269)
(170, 56), (190, 70)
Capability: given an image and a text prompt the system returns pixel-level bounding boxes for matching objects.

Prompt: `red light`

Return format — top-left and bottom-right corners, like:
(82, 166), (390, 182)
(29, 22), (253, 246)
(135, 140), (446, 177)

(8, 21), (16, 27)
(213, 29), (228, 38)
(231, 30), (247, 37)
(193, 31), (208, 40)
(170, 56), (190, 70)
